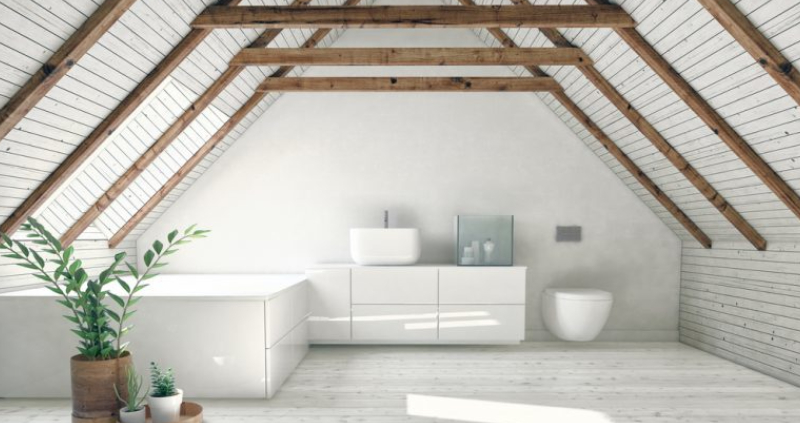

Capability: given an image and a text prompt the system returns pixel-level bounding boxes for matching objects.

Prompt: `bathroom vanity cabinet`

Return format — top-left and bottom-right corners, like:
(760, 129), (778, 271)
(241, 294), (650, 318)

(306, 265), (527, 344)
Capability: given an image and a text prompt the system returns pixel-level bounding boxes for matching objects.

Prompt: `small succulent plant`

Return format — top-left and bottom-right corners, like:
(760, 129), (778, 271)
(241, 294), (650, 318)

(150, 362), (177, 398)
(114, 366), (149, 412)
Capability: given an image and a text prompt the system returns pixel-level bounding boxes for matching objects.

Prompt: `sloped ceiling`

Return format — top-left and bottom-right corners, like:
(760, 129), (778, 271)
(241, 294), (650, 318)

(1, 0), (799, 252)
(0, 0), (349, 242)
(468, 0), (800, 246)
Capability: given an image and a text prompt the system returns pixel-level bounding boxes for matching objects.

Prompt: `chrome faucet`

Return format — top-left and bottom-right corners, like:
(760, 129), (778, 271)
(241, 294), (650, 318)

(384, 210), (389, 228)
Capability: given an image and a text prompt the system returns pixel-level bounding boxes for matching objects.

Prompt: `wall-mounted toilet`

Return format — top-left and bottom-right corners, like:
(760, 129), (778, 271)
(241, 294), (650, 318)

(543, 288), (613, 341)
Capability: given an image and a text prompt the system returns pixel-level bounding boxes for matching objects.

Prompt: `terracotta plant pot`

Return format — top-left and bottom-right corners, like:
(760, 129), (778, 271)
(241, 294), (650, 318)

(119, 407), (146, 423)
(148, 389), (184, 423)
(70, 352), (132, 423)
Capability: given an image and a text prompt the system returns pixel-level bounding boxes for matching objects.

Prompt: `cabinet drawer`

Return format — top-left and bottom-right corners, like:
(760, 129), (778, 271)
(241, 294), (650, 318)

(439, 305), (525, 342)
(306, 269), (351, 342)
(352, 267), (438, 304)
(439, 267), (526, 304)
(352, 305), (437, 341)
(265, 282), (309, 348)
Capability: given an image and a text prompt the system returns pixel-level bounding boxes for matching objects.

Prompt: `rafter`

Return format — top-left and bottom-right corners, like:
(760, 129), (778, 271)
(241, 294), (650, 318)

(0, 0), (246, 237)
(256, 77), (561, 92)
(0, 0), (138, 141)
(585, 0), (800, 228)
(696, 0), (800, 107)
(69, 0), (351, 247)
(506, 0), (764, 248)
(460, 0), (712, 248)
(231, 47), (593, 67)
(191, 5), (636, 29)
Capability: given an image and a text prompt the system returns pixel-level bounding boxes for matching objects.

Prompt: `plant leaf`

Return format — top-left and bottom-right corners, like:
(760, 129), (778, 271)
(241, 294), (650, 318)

(125, 262), (139, 279)
(32, 273), (52, 282)
(14, 241), (29, 257)
(107, 292), (125, 308)
(184, 224), (197, 236)
(152, 240), (163, 255)
(1, 232), (12, 247)
(30, 250), (45, 268)
(167, 230), (178, 243)
(143, 250), (154, 267)
(106, 309), (121, 323)
(116, 277), (131, 293)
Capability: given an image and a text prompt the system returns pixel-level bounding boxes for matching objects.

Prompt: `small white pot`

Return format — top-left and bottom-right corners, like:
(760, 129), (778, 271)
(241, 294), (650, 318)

(147, 389), (183, 423)
(119, 407), (146, 423)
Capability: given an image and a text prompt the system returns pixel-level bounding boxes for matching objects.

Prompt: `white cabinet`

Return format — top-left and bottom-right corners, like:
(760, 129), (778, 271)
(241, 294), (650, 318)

(308, 265), (526, 344)
(439, 305), (525, 341)
(352, 267), (438, 304)
(439, 267), (526, 304)
(306, 268), (351, 341)
(352, 305), (438, 341)
(266, 320), (309, 398)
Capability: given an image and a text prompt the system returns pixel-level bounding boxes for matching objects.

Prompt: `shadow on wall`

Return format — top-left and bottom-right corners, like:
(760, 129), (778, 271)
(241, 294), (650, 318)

(407, 394), (614, 423)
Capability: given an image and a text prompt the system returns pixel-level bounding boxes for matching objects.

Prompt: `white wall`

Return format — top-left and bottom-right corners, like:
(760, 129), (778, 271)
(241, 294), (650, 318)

(680, 241), (800, 386)
(140, 27), (682, 340)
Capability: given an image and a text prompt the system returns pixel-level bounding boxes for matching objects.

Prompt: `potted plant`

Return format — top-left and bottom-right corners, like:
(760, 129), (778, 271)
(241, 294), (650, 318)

(114, 366), (149, 423)
(0, 217), (207, 422)
(148, 362), (183, 423)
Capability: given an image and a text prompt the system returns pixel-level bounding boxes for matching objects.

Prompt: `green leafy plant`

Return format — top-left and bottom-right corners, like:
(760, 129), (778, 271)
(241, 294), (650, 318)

(149, 362), (177, 398)
(114, 366), (149, 412)
(0, 217), (208, 360)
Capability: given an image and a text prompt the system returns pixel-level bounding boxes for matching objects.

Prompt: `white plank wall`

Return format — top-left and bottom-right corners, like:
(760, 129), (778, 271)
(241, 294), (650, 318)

(680, 242), (800, 387)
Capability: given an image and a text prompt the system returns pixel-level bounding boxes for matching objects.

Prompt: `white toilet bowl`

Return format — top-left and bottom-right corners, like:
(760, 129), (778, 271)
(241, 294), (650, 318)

(542, 288), (613, 341)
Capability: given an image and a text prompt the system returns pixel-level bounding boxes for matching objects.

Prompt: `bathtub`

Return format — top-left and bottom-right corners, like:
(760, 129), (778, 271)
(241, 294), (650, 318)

(0, 274), (309, 399)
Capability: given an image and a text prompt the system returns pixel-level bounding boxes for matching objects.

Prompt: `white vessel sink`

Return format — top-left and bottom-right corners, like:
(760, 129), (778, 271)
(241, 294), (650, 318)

(350, 228), (421, 266)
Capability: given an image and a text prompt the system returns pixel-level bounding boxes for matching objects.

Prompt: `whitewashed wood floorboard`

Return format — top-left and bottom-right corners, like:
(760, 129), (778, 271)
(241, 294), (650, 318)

(2, 343), (800, 422)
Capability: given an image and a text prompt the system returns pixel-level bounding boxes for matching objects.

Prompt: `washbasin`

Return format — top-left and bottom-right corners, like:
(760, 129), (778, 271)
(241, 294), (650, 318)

(350, 228), (421, 266)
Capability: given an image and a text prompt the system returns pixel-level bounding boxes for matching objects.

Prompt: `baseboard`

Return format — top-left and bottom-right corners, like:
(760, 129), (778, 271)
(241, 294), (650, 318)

(526, 329), (679, 342)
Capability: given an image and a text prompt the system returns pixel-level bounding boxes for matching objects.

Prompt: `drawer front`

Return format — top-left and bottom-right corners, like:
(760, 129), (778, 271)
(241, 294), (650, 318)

(439, 267), (526, 304)
(306, 269), (351, 342)
(438, 305), (525, 342)
(266, 320), (308, 398)
(352, 267), (438, 304)
(352, 305), (438, 341)
(265, 283), (309, 348)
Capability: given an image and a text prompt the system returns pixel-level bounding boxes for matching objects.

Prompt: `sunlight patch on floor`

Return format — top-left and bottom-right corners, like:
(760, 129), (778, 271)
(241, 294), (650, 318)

(407, 394), (615, 423)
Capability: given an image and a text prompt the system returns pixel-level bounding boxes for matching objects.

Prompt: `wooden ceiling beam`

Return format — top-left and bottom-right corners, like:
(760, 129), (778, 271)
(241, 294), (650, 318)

(0, 0), (138, 142)
(0, 0), (245, 237)
(459, 0), (712, 248)
(256, 77), (561, 92)
(231, 47), (592, 67)
(508, 0), (763, 248)
(79, 1), (346, 248)
(191, 5), (636, 29)
(585, 0), (800, 230)
(697, 0), (800, 106)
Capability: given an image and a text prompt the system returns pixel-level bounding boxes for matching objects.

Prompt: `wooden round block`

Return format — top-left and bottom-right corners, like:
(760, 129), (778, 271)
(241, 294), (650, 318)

(71, 416), (117, 423)
(145, 402), (203, 423)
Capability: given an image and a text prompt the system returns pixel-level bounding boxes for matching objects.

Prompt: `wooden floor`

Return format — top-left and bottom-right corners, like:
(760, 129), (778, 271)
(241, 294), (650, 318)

(2, 343), (800, 422)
